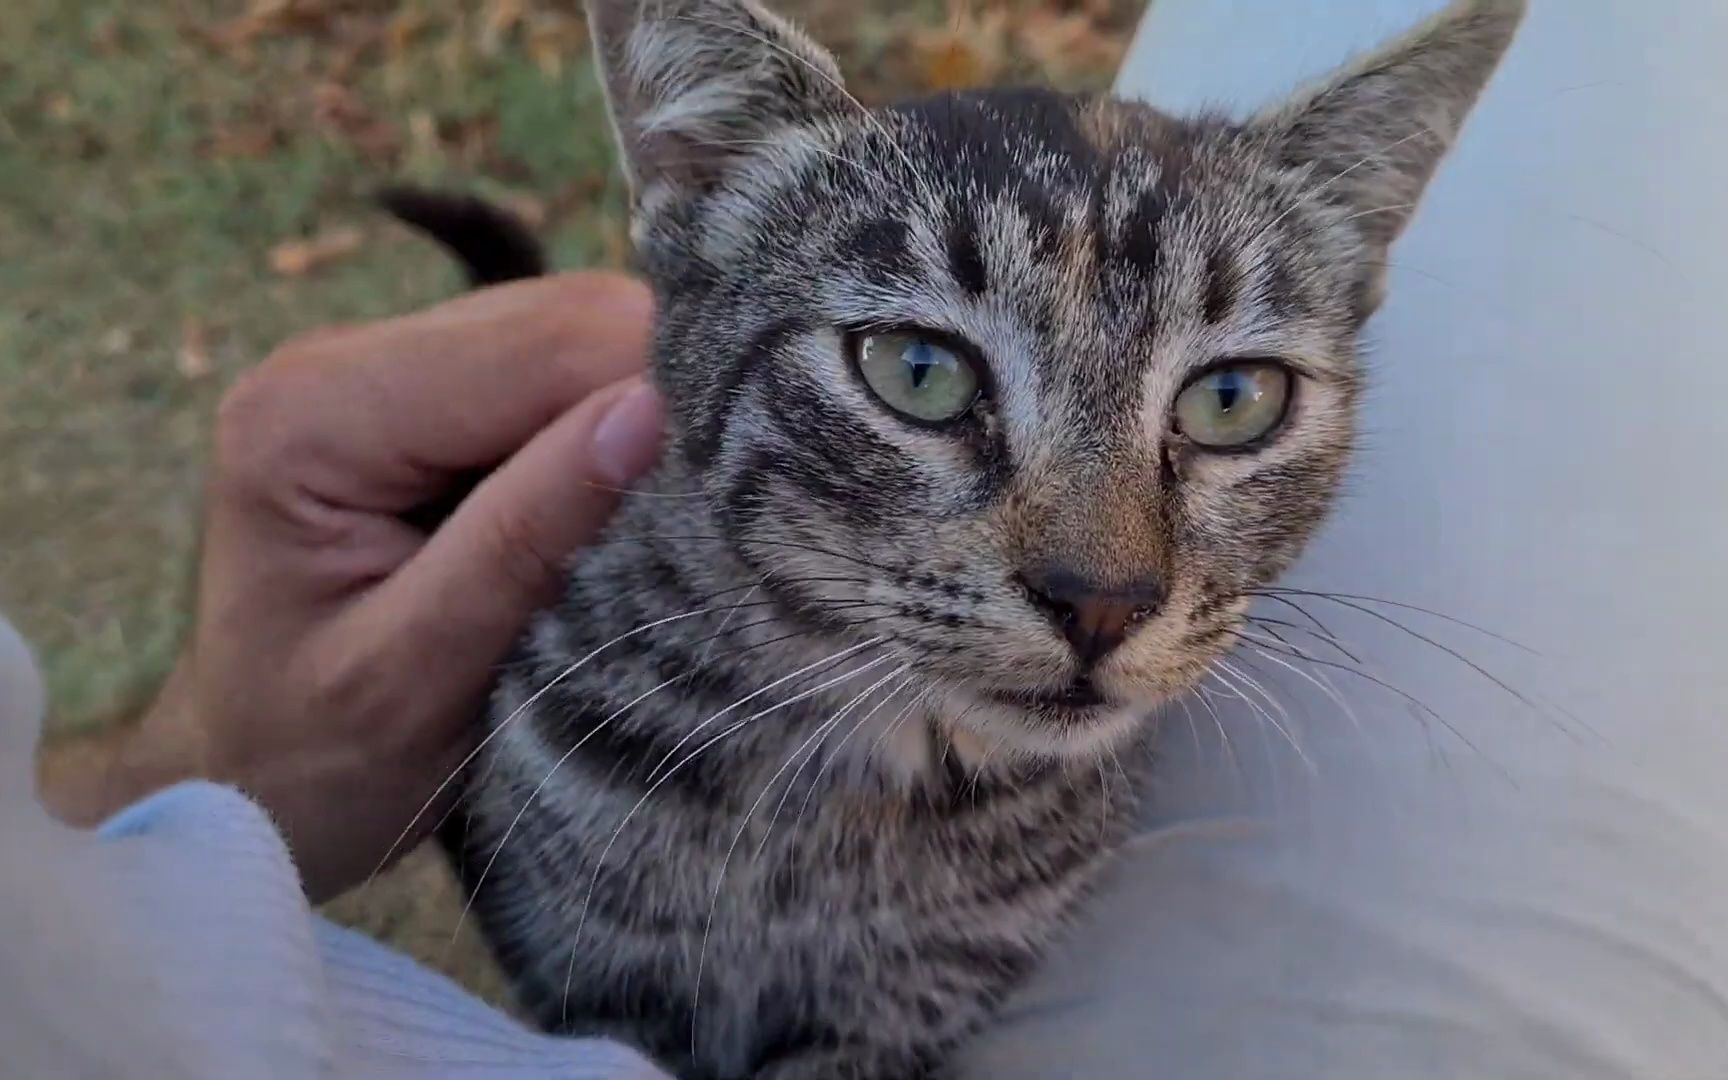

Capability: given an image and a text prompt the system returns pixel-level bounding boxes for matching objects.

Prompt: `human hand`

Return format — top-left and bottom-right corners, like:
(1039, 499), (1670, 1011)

(41, 273), (663, 902)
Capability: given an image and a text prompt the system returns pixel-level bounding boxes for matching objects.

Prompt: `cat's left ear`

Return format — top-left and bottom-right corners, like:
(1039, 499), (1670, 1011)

(584, 0), (850, 209)
(1251, 0), (1525, 263)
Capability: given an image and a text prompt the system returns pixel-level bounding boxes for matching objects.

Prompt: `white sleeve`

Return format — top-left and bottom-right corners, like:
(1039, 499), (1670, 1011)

(961, 2), (1728, 1077)
(0, 613), (671, 1080)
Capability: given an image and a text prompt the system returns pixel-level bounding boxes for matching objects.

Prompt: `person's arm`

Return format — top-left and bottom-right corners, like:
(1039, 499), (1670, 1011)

(36, 660), (197, 827)
(8, 610), (673, 1079)
(35, 271), (664, 903)
(14, 271), (677, 1076)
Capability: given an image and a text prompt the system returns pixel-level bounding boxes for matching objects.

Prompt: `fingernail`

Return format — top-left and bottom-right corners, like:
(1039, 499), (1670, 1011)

(591, 379), (665, 486)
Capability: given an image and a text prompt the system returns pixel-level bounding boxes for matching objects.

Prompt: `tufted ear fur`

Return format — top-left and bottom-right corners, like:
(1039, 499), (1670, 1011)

(1252, 0), (1525, 295)
(584, 0), (850, 210)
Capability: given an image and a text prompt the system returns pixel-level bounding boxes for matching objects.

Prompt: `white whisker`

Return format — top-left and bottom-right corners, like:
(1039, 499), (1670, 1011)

(697, 582), (762, 667)
(367, 602), (742, 889)
(446, 668), (692, 953)
(1095, 759), (1110, 845)
(780, 668), (920, 860)
(758, 666), (907, 864)
(1253, 123), (1441, 246)
(862, 680), (936, 773)
(690, 660), (910, 1058)
(643, 635), (888, 784)
(559, 647), (893, 1028)
(1213, 657), (1313, 773)
(1237, 636), (1363, 738)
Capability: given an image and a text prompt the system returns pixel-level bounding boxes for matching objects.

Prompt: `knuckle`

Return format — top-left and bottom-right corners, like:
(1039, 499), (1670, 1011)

(211, 333), (336, 490)
(212, 369), (286, 490)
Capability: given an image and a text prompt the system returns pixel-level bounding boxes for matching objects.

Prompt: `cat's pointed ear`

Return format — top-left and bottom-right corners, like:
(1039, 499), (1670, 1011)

(585, 0), (849, 205)
(1251, 0), (1525, 253)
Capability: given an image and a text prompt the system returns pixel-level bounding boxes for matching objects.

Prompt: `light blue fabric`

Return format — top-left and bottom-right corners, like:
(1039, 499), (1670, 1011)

(0, 612), (670, 1080)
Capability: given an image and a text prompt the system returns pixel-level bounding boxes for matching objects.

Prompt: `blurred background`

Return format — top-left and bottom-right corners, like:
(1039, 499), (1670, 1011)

(1, 0), (1142, 1005)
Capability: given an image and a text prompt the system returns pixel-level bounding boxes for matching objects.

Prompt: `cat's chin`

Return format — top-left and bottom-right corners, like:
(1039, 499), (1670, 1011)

(936, 682), (1155, 763)
(980, 677), (1110, 712)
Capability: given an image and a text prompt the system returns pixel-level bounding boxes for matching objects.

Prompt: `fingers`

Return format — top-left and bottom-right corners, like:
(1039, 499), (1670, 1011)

(357, 375), (667, 682)
(218, 272), (654, 513)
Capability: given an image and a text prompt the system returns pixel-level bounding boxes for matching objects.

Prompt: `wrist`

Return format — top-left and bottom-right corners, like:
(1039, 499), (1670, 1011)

(35, 656), (209, 827)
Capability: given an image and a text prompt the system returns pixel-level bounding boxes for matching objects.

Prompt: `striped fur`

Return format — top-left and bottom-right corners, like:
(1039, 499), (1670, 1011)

(433, 2), (1526, 1076)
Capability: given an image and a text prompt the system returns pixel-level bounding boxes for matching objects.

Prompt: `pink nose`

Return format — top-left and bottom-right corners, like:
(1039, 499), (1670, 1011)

(1019, 567), (1166, 666)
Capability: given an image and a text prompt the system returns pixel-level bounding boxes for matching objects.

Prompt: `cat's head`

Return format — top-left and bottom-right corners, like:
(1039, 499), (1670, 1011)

(587, 0), (1524, 759)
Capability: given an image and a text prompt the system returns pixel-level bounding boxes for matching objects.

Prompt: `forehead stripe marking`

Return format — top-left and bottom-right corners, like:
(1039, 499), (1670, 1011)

(686, 317), (804, 468)
(945, 210), (989, 298)
(845, 218), (912, 281)
(1202, 248), (1244, 325)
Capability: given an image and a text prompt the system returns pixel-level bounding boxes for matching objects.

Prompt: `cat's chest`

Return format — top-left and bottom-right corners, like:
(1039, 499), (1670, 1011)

(458, 688), (1141, 1076)
(470, 694), (1133, 919)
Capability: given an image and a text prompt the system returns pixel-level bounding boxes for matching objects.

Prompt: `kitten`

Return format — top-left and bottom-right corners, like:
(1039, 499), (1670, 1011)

(390, 1), (1525, 1076)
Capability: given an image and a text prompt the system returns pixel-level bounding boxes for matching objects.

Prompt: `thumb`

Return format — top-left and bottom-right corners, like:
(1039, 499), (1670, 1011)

(366, 375), (666, 684)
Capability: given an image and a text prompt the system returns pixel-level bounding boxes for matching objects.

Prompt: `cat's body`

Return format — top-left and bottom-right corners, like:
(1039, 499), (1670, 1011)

(400, 2), (1527, 1077)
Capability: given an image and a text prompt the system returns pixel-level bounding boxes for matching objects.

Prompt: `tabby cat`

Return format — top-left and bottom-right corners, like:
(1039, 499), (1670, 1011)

(390, 1), (1526, 1076)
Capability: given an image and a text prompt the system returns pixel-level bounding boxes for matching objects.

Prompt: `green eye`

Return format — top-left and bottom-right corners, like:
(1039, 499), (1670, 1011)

(1173, 362), (1293, 449)
(855, 331), (982, 425)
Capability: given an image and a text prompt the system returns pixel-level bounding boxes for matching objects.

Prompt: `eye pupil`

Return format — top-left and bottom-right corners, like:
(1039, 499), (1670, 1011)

(1173, 361), (1293, 449)
(855, 331), (982, 425)
(1214, 374), (1242, 412)
(906, 343), (936, 388)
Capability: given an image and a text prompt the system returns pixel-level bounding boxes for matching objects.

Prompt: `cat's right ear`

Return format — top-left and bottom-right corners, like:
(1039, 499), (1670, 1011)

(585, 0), (850, 209)
(1247, 0), (1524, 315)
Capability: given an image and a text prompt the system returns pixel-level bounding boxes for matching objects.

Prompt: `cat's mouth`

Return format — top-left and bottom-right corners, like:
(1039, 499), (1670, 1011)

(981, 676), (1109, 715)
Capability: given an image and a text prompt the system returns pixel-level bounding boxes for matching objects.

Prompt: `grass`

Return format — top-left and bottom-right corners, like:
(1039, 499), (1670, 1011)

(3, 0), (1141, 1002)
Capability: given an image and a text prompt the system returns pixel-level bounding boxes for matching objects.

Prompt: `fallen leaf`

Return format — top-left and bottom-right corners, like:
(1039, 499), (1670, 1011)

(326, 17), (384, 83)
(90, 14), (124, 54)
(350, 119), (405, 164)
(178, 318), (215, 380)
(912, 8), (1010, 92)
(499, 190), (549, 229)
(525, 11), (586, 77)
(384, 7), (430, 61)
(43, 92), (76, 123)
(269, 226), (365, 277)
(100, 328), (135, 356)
(437, 11), (477, 79)
(203, 122), (282, 161)
(309, 82), (402, 162)
(206, 0), (320, 53)
(406, 108), (440, 161)
(480, 0), (526, 57)
(1015, 9), (1125, 81)
(311, 81), (365, 129)
(445, 114), (499, 168)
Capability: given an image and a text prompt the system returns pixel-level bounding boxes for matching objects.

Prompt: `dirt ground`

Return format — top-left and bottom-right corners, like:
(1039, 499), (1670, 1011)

(3, 0), (1143, 1005)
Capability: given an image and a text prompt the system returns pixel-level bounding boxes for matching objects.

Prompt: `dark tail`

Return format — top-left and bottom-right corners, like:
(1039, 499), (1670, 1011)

(376, 186), (548, 287)
(377, 187), (554, 534)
